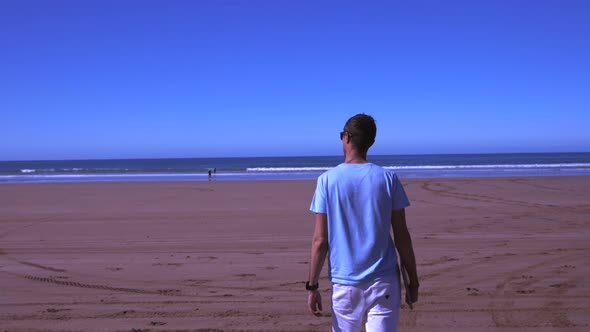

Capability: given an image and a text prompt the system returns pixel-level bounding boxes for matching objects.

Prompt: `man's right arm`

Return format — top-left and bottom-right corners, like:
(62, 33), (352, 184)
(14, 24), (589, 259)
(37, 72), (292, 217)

(392, 208), (419, 303)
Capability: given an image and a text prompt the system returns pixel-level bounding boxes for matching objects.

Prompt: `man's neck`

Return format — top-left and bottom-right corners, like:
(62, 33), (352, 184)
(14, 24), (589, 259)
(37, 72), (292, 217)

(344, 150), (368, 164)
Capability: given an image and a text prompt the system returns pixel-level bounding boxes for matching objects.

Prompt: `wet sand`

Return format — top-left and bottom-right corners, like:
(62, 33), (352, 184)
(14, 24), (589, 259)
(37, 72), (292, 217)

(1, 177), (589, 331)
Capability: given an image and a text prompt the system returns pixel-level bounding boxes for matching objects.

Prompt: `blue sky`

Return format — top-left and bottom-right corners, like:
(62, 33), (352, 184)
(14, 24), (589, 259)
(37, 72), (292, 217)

(1, 0), (589, 160)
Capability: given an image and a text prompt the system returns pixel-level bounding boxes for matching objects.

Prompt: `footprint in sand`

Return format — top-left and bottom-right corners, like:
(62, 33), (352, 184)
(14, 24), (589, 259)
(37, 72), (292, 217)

(235, 273), (257, 278)
(152, 262), (183, 266)
(183, 279), (211, 285)
(197, 256), (219, 261)
(550, 283), (574, 289)
(158, 289), (181, 295)
(106, 267), (123, 271)
(46, 308), (71, 313)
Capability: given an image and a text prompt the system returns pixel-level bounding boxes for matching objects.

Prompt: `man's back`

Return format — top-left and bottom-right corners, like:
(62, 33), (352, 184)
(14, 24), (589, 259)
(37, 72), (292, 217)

(306, 114), (418, 331)
(310, 162), (410, 285)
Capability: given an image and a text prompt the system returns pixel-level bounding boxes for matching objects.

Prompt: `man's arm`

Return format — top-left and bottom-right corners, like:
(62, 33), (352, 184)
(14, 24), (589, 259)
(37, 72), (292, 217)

(307, 213), (328, 316)
(392, 208), (419, 303)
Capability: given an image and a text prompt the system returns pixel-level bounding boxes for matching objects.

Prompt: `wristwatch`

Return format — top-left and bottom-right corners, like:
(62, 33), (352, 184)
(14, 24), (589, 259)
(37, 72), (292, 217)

(305, 281), (319, 291)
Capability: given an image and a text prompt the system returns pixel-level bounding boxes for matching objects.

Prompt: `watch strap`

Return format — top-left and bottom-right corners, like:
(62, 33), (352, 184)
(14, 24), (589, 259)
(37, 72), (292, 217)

(305, 281), (319, 291)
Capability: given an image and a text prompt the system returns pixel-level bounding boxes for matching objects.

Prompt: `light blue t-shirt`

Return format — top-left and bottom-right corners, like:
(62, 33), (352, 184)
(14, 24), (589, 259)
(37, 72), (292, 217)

(309, 163), (410, 285)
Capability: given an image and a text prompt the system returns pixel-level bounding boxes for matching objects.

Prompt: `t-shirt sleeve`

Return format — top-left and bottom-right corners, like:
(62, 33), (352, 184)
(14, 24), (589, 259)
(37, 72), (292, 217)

(392, 173), (410, 210)
(309, 175), (327, 214)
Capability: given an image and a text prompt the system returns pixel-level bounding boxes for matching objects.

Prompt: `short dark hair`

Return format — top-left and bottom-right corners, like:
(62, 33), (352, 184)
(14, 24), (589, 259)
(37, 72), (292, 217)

(343, 113), (377, 152)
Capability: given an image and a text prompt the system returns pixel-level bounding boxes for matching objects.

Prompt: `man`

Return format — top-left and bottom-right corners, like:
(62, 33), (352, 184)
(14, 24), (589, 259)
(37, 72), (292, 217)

(307, 114), (419, 332)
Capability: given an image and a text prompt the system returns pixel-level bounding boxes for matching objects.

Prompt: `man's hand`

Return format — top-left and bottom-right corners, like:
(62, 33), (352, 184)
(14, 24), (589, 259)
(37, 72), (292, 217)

(308, 290), (323, 316)
(408, 282), (419, 306)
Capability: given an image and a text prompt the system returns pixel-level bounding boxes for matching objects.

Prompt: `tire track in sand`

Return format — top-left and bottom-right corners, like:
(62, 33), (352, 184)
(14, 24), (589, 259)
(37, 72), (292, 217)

(421, 180), (558, 209)
(3, 271), (183, 297)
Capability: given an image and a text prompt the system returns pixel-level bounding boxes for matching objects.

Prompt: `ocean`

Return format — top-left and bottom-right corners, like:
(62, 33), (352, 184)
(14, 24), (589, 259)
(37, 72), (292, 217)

(1, 152), (589, 183)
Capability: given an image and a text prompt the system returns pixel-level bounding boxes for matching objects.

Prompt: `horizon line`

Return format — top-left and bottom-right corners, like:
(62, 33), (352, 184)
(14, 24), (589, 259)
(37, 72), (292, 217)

(2, 151), (590, 163)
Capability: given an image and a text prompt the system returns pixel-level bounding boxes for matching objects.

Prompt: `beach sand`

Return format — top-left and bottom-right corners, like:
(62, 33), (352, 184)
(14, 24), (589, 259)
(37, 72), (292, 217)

(1, 177), (589, 331)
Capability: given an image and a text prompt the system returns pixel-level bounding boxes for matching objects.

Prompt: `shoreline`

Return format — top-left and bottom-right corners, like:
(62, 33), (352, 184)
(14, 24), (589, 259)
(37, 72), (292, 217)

(3, 171), (590, 185)
(2, 173), (590, 185)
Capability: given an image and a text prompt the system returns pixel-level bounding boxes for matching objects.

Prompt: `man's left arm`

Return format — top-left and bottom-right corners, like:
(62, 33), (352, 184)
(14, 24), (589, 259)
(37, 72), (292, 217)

(392, 208), (419, 304)
(307, 213), (328, 316)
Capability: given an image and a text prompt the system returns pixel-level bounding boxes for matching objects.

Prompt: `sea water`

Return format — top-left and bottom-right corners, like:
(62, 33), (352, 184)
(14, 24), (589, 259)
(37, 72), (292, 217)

(1, 153), (589, 183)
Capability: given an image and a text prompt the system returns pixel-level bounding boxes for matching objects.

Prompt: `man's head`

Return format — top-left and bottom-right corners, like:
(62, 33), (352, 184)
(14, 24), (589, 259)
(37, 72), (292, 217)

(341, 113), (377, 153)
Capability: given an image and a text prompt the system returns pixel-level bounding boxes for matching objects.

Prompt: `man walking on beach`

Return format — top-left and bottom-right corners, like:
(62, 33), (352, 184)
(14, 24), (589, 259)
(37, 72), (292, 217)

(306, 114), (419, 331)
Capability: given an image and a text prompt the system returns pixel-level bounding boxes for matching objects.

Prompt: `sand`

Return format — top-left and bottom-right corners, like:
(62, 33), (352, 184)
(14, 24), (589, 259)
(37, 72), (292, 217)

(0, 176), (589, 331)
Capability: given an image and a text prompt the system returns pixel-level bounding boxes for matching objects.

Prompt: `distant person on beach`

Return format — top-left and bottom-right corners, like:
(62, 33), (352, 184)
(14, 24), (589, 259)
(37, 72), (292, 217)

(306, 114), (419, 331)
(208, 169), (212, 180)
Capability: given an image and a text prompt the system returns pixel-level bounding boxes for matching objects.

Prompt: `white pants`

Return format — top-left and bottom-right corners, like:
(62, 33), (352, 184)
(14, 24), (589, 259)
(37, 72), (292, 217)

(331, 276), (401, 332)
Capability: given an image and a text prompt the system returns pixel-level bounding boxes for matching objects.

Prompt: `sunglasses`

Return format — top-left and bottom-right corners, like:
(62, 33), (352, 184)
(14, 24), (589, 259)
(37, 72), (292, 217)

(339, 131), (353, 140)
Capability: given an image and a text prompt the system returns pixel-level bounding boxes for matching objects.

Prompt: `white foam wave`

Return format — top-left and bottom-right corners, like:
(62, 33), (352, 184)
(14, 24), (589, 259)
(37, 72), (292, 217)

(384, 163), (590, 170)
(247, 163), (590, 172)
(247, 167), (332, 172)
(20, 169), (36, 173)
(4, 173), (208, 179)
(246, 163), (590, 172)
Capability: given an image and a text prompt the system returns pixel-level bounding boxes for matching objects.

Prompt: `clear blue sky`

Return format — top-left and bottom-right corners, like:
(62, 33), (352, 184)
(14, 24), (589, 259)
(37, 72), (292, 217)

(1, 0), (589, 160)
